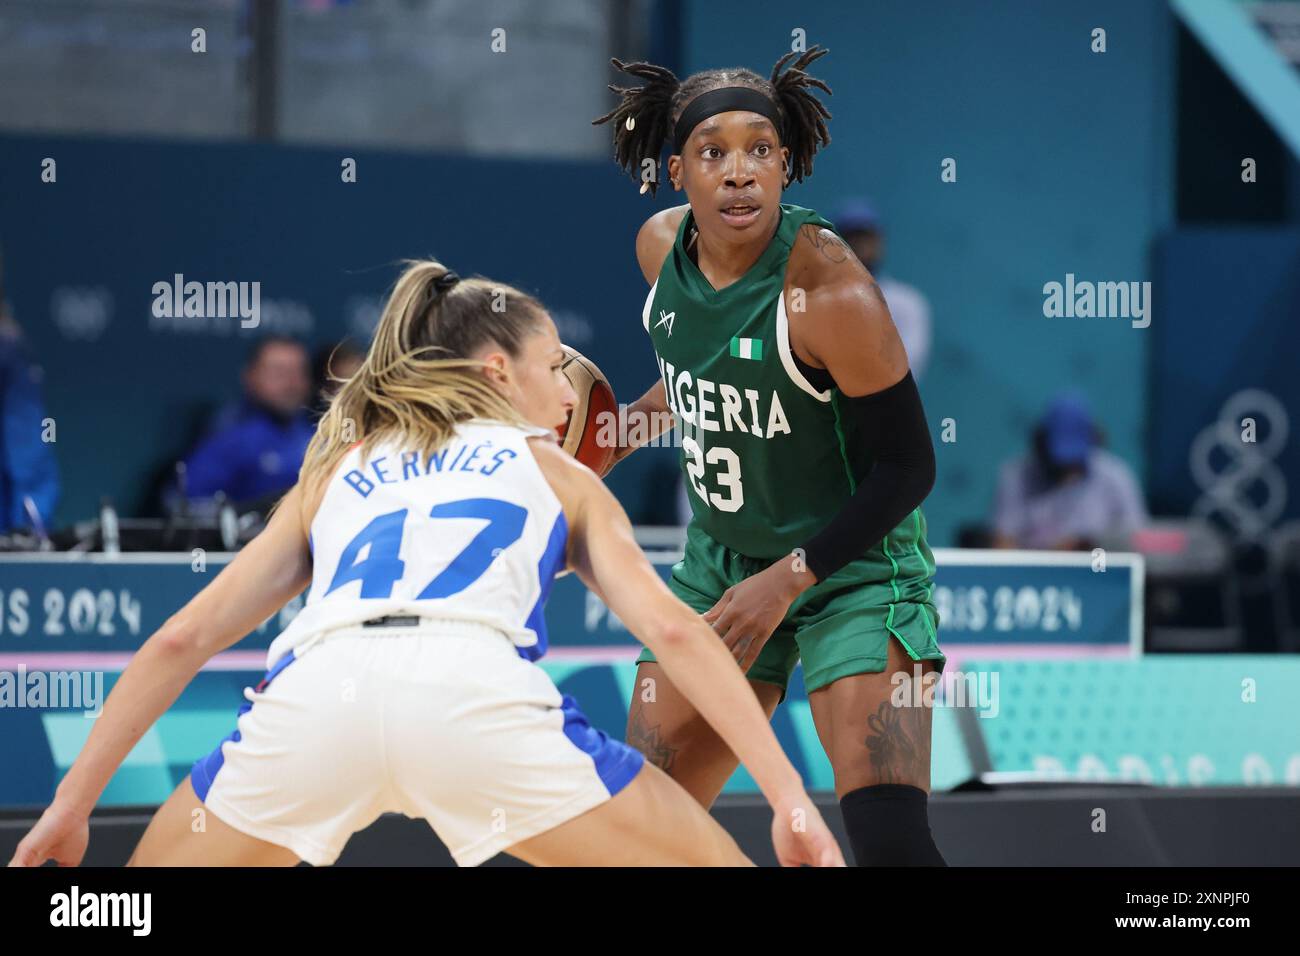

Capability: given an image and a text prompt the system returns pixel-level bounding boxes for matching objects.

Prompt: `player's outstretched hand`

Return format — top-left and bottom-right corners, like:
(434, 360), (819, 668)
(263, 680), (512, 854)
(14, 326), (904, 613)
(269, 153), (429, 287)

(7, 802), (89, 867)
(771, 793), (846, 867)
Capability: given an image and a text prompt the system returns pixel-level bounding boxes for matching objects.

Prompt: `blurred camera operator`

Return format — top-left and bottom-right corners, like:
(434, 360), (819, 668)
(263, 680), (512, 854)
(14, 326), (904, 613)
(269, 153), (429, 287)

(0, 302), (60, 536)
(178, 336), (314, 508)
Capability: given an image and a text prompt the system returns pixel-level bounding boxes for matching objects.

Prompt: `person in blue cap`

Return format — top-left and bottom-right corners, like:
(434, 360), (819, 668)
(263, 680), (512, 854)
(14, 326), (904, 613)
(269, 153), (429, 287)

(834, 199), (932, 380)
(992, 391), (1148, 550)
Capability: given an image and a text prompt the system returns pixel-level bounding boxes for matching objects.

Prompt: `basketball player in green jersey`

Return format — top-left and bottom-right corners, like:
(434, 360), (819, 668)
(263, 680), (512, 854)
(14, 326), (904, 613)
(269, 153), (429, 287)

(593, 48), (947, 865)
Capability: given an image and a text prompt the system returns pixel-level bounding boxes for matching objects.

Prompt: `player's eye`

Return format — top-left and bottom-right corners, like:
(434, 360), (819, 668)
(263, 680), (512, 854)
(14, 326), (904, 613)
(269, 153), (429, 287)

(755, 144), (770, 157)
(702, 146), (720, 159)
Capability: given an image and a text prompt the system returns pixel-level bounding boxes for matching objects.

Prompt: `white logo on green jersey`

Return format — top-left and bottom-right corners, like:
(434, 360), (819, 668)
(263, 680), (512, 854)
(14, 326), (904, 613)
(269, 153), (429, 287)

(657, 355), (792, 441)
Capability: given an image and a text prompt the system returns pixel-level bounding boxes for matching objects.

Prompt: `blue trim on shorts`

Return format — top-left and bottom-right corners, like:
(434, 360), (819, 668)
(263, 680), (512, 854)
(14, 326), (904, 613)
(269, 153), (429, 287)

(190, 649), (298, 802)
(558, 693), (644, 796)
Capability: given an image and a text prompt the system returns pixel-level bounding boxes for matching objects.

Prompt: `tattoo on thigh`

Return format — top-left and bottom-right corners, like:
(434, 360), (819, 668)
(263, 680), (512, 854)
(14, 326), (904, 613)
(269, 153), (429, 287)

(864, 699), (926, 786)
(627, 708), (679, 773)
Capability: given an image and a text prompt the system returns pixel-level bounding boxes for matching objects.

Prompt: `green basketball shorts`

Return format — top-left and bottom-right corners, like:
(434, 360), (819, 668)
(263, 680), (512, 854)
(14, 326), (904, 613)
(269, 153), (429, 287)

(636, 523), (945, 700)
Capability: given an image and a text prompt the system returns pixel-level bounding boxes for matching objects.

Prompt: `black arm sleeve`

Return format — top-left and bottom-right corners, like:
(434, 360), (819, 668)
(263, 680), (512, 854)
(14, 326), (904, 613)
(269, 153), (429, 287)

(799, 370), (936, 582)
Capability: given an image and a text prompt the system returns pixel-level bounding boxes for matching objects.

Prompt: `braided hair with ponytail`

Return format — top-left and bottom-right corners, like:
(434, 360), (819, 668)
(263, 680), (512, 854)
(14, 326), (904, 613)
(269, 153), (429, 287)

(592, 46), (832, 197)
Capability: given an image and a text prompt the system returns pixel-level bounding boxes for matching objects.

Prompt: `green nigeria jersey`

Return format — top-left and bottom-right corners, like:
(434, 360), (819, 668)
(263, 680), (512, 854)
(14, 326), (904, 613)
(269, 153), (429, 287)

(641, 202), (935, 583)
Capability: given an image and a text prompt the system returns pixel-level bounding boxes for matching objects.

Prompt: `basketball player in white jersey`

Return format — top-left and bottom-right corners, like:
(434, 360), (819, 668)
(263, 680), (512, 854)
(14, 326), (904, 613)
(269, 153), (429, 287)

(9, 260), (842, 867)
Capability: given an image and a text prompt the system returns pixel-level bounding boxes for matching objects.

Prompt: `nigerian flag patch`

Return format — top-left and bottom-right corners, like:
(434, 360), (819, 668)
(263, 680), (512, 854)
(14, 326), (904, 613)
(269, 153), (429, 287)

(729, 337), (763, 361)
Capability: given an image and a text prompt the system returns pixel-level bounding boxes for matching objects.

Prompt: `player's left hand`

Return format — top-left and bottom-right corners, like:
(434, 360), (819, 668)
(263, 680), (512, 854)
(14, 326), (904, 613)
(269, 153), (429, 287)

(703, 559), (813, 671)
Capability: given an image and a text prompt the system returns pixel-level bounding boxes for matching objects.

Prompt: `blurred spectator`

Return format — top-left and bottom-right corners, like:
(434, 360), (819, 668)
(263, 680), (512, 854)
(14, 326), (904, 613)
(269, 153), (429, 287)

(180, 336), (314, 505)
(0, 308), (59, 534)
(310, 339), (365, 421)
(992, 392), (1148, 550)
(835, 199), (932, 380)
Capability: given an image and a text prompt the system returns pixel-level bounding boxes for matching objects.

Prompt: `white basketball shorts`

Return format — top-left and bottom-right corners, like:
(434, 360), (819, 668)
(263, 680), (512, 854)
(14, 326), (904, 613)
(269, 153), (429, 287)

(190, 620), (645, 866)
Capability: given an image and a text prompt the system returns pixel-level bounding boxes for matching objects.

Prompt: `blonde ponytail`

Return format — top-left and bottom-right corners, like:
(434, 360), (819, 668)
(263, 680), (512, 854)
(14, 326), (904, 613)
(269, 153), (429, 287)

(298, 259), (544, 508)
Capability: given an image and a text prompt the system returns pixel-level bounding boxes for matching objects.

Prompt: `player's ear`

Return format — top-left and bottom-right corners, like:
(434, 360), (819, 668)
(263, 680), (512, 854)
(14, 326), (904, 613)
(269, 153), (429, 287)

(479, 351), (510, 387)
(667, 155), (683, 191)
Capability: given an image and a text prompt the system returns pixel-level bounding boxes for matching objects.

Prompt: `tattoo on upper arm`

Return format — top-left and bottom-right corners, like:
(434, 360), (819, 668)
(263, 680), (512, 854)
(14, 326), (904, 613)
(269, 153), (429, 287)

(799, 225), (851, 264)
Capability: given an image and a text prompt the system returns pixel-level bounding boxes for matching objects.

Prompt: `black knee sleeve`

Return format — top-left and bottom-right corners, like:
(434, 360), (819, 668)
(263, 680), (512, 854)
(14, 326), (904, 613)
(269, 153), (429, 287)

(839, 784), (948, 866)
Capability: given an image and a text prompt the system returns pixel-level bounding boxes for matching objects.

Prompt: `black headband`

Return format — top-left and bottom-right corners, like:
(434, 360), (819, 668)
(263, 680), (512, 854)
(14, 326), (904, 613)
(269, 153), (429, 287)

(673, 87), (782, 153)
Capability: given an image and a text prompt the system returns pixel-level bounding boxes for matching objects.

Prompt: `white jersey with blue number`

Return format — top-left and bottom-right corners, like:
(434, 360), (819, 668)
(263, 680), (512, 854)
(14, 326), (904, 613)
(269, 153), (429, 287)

(267, 419), (569, 668)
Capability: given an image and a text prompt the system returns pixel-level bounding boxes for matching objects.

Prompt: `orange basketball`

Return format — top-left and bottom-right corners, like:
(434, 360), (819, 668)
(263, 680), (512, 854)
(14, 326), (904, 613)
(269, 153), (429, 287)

(557, 345), (618, 476)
